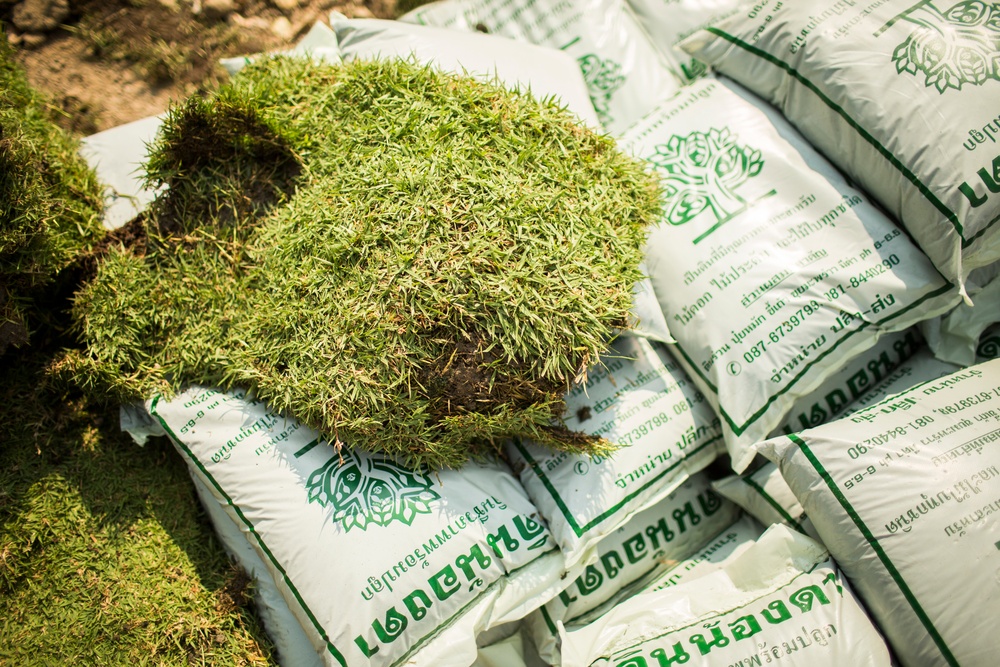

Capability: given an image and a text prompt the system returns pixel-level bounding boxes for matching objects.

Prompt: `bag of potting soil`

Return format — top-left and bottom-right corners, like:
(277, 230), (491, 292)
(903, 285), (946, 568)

(188, 473), (323, 667)
(619, 76), (959, 472)
(625, 0), (742, 83)
(923, 263), (1000, 365)
(398, 0), (682, 135)
(560, 524), (892, 667)
(524, 473), (739, 662)
(78, 115), (163, 231)
(759, 357), (1000, 666)
(125, 387), (568, 667)
(527, 513), (765, 663)
(774, 328), (924, 436)
(837, 347), (963, 416)
(506, 335), (725, 567)
(680, 0), (1000, 299)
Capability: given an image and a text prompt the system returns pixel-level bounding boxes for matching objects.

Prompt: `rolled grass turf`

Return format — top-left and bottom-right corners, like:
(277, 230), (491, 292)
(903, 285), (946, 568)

(61, 56), (662, 469)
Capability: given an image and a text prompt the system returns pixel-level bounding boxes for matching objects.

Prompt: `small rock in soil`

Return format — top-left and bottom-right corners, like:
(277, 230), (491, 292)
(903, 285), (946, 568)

(11, 0), (70, 32)
(21, 32), (48, 48)
(202, 0), (236, 20)
(272, 0), (301, 11)
(270, 16), (295, 40)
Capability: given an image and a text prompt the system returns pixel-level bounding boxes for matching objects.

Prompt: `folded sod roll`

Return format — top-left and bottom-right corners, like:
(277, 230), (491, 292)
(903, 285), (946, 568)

(63, 56), (662, 469)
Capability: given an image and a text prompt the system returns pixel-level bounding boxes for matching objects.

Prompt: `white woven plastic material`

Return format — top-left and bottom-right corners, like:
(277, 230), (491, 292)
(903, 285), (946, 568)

(399, 0), (682, 135)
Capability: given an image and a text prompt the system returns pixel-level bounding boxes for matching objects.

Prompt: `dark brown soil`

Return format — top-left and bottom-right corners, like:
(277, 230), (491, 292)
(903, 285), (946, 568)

(3, 0), (398, 137)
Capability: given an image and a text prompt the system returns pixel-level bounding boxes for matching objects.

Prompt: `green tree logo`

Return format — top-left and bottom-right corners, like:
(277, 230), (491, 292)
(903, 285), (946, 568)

(577, 54), (626, 126)
(647, 127), (764, 243)
(891, 0), (1000, 92)
(306, 448), (440, 532)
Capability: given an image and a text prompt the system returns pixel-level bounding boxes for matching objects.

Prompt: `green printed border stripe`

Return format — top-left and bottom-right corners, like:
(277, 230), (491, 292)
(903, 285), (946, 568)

(741, 475), (805, 534)
(675, 282), (953, 435)
(705, 27), (964, 241)
(787, 433), (958, 666)
(540, 606), (559, 638)
(149, 396), (349, 667)
(513, 435), (722, 537)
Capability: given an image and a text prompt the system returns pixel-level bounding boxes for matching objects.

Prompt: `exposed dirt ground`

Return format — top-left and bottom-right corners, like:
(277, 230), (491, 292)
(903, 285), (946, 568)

(3, 0), (399, 136)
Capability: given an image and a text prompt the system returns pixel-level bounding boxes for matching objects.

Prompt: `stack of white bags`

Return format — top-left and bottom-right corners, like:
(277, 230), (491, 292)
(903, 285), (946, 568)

(83, 2), (1000, 664)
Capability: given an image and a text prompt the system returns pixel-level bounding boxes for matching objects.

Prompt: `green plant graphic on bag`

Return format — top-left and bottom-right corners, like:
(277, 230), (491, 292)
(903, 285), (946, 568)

(648, 127), (765, 243)
(306, 448), (440, 531)
(577, 53), (626, 126)
(891, 0), (1000, 92)
(977, 331), (1000, 357)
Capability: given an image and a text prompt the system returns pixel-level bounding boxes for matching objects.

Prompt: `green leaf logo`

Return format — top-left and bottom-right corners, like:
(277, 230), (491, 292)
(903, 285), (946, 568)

(647, 127), (764, 242)
(577, 54), (626, 127)
(306, 448), (440, 532)
(891, 0), (1000, 92)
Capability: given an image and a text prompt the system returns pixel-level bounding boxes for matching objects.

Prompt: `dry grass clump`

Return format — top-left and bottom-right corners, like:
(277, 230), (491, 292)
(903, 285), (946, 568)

(60, 57), (662, 469)
(0, 40), (105, 355)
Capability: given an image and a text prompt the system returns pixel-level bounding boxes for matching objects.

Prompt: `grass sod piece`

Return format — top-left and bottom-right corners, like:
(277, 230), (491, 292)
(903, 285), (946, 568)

(0, 38), (105, 355)
(0, 351), (274, 666)
(62, 57), (663, 469)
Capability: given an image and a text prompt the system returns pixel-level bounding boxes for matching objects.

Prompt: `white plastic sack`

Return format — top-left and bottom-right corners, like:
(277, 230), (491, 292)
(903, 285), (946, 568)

(836, 347), (962, 418)
(619, 76), (959, 471)
(680, 0), (1000, 298)
(398, 0), (682, 135)
(716, 345), (963, 545)
(760, 358), (1000, 666)
(130, 387), (567, 667)
(78, 114), (163, 231)
(625, 0), (742, 83)
(330, 15), (601, 129)
(189, 474), (322, 667)
(507, 335), (725, 567)
(560, 524), (891, 667)
(525, 473), (739, 663)
(529, 513), (765, 664)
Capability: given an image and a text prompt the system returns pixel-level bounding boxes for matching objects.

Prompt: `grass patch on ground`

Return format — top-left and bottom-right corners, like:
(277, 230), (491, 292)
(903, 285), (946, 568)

(0, 350), (275, 665)
(0, 38), (105, 356)
(71, 0), (266, 89)
(60, 57), (663, 470)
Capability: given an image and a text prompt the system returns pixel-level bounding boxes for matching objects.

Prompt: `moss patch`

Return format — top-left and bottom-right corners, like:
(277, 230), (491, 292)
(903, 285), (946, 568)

(61, 56), (662, 469)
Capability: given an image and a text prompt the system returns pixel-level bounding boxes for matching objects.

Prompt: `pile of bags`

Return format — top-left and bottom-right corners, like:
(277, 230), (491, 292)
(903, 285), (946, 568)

(82, 2), (1000, 664)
